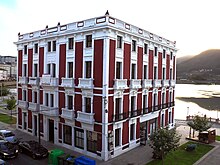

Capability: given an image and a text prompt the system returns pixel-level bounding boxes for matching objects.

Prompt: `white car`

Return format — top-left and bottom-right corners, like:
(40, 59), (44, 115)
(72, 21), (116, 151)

(0, 130), (19, 144)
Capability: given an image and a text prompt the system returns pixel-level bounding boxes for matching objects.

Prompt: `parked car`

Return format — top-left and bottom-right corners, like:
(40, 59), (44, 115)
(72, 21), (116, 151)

(19, 140), (48, 159)
(0, 130), (19, 144)
(0, 159), (6, 165)
(0, 140), (19, 159)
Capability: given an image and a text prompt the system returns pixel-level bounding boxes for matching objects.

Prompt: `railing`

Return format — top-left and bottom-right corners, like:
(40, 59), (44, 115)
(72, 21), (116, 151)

(78, 78), (94, 89)
(29, 77), (40, 86)
(153, 79), (162, 88)
(76, 111), (95, 124)
(130, 109), (142, 118)
(18, 100), (28, 109)
(61, 108), (75, 120)
(130, 79), (141, 89)
(142, 79), (152, 88)
(161, 80), (169, 87)
(28, 102), (40, 112)
(61, 78), (75, 88)
(40, 105), (59, 116)
(18, 76), (28, 85)
(168, 102), (175, 107)
(113, 79), (128, 90)
(169, 80), (176, 87)
(186, 115), (220, 124)
(40, 74), (59, 86)
(112, 112), (129, 122)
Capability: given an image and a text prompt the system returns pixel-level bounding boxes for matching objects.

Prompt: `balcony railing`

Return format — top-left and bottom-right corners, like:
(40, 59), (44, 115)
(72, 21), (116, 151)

(112, 112), (129, 122)
(161, 80), (169, 87)
(130, 79), (141, 89)
(76, 111), (95, 124)
(18, 76), (28, 85)
(168, 101), (175, 107)
(40, 74), (59, 86)
(61, 78), (75, 88)
(130, 109), (142, 118)
(142, 79), (152, 88)
(78, 78), (94, 89)
(29, 77), (40, 86)
(113, 79), (128, 90)
(153, 79), (162, 88)
(61, 108), (75, 120)
(18, 100), (28, 109)
(40, 105), (59, 116)
(28, 102), (40, 112)
(169, 80), (176, 87)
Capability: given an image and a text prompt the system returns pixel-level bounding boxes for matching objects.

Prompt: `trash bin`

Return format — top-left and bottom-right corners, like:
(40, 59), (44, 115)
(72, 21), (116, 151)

(64, 155), (75, 165)
(48, 149), (65, 165)
(58, 153), (69, 165)
(75, 156), (96, 165)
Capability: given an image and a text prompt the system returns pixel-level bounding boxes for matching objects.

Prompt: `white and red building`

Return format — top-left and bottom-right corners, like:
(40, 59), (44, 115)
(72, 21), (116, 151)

(15, 13), (177, 161)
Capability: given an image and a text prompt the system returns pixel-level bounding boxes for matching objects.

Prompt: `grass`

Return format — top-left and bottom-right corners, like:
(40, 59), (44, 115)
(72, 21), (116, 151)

(216, 135), (220, 141)
(0, 113), (16, 124)
(147, 141), (214, 165)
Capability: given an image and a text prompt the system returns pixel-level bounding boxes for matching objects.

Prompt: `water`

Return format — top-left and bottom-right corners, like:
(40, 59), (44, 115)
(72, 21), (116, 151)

(175, 84), (220, 120)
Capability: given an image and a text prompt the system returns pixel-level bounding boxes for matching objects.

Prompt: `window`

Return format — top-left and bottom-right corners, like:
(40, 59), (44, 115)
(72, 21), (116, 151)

(116, 62), (122, 79)
(67, 62), (73, 78)
(170, 68), (173, 80)
(162, 93), (165, 108)
(34, 64), (38, 77)
(68, 37), (74, 50)
(117, 36), (122, 48)
(23, 113), (27, 130)
(23, 90), (27, 101)
(143, 95), (148, 114)
(67, 95), (73, 109)
(161, 114), (164, 127)
(85, 97), (91, 113)
(153, 93), (157, 111)
(23, 64), (27, 77)
(50, 94), (54, 107)
(144, 44), (148, 54)
(131, 64), (136, 79)
(34, 43), (38, 54)
(143, 65), (148, 79)
(63, 125), (72, 145)
(169, 92), (172, 103)
(86, 35), (92, 48)
(24, 45), (27, 55)
(130, 124), (135, 141)
(154, 66), (157, 79)
(48, 42), (51, 52)
(85, 61), (92, 78)
(115, 128), (120, 147)
(45, 93), (49, 106)
(52, 63), (56, 77)
(115, 98), (121, 120)
(162, 68), (165, 80)
(52, 41), (56, 51)
(47, 64), (51, 75)
(132, 40), (136, 52)
(87, 131), (97, 153)
(75, 128), (84, 149)
(169, 111), (172, 124)
(163, 49), (166, 58)
(154, 47), (158, 57)
(130, 96), (135, 116)
(170, 51), (173, 60)
(33, 91), (38, 103)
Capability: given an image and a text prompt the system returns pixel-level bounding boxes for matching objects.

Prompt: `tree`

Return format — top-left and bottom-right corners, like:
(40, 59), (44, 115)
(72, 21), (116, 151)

(187, 115), (212, 138)
(6, 96), (16, 121)
(149, 127), (181, 165)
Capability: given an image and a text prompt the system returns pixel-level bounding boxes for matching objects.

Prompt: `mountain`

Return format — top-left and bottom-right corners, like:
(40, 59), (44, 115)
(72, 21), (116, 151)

(176, 55), (194, 64)
(177, 49), (220, 84)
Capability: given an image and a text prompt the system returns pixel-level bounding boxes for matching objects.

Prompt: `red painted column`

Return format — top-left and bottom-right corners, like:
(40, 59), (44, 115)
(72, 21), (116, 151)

(59, 44), (66, 84)
(173, 56), (176, 80)
(123, 43), (131, 84)
(122, 121), (129, 145)
(137, 47), (143, 79)
(93, 96), (102, 123)
(149, 50), (153, 79)
(109, 39), (116, 88)
(166, 54), (170, 80)
(148, 92), (152, 112)
(75, 42), (83, 86)
(108, 96), (114, 122)
(39, 47), (44, 77)
(123, 95), (129, 118)
(158, 112), (161, 128)
(18, 108), (22, 126)
(94, 39), (103, 88)
(74, 94), (82, 128)
(18, 50), (23, 76)
(28, 49), (33, 77)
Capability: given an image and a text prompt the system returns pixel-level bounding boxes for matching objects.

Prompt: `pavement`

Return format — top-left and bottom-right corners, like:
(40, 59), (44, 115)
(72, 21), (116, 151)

(1, 116), (220, 165)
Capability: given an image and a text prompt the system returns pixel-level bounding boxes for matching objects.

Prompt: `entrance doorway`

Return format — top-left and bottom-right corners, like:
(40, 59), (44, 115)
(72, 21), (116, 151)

(48, 119), (54, 143)
(140, 121), (148, 145)
(34, 115), (37, 136)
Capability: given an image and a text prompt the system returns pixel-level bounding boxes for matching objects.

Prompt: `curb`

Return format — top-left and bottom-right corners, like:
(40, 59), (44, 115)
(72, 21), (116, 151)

(193, 144), (219, 165)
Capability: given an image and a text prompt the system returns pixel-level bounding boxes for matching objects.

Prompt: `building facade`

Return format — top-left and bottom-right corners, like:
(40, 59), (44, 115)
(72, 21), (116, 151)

(15, 13), (177, 161)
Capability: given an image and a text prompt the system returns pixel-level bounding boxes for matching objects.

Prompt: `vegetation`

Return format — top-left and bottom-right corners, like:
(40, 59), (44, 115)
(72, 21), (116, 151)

(0, 86), (9, 96)
(0, 113), (16, 124)
(216, 135), (220, 141)
(147, 141), (214, 165)
(149, 127), (181, 165)
(6, 96), (16, 111)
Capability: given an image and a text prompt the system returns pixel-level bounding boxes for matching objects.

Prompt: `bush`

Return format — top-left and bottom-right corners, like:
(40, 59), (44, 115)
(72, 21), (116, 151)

(186, 144), (197, 152)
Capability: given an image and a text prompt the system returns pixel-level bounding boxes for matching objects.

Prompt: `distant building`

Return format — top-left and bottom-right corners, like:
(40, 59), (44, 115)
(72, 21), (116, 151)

(0, 55), (17, 64)
(0, 56), (17, 80)
(0, 69), (7, 81)
(15, 13), (177, 161)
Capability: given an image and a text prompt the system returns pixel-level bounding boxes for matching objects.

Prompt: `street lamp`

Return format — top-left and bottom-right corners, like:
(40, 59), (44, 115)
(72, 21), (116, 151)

(187, 107), (189, 117)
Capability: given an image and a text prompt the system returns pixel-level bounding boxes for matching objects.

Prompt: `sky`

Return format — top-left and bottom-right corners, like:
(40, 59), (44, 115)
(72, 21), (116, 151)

(0, 0), (220, 57)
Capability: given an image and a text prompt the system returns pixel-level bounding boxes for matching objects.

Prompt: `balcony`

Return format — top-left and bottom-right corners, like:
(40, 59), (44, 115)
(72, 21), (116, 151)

(76, 111), (95, 124)
(28, 102), (40, 112)
(40, 105), (59, 116)
(169, 80), (176, 87)
(162, 80), (169, 87)
(140, 109), (160, 123)
(78, 78), (94, 89)
(18, 76), (28, 85)
(142, 79), (152, 88)
(113, 79), (128, 90)
(40, 74), (59, 86)
(153, 79), (162, 88)
(61, 108), (75, 120)
(130, 109), (142, 118)
(112, 112), (129, 122)
(29, 77), (40, 86)
(168, 102), (175, 107)
(61, 78), (75, 88)
(18, 100), (28, 109)
(130, 79), (141, 89)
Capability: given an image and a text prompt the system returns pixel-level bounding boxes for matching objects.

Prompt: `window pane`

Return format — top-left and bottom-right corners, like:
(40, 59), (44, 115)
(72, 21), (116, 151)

(68, 38), (74, 50)
(117, 36), (122, 48)
(116, 62), (121, 79)
(48, 42), (51, 52)
(34, 43), (38, 54)
(132, 40), (136, 52)
(75, 128), (84, 149)
(85, 98), (91, 113)
(68, 62), (73, 78)
(85, 61), (91, 78)
(115, 128), (120, 147)
(154, 47), (157, 56)
(86, 35), (92, 47)
(52, 41), (56, 51)
(144, 44), (148, 54)
(68, 95), (73, 109)
(63, 125), (72, 145)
